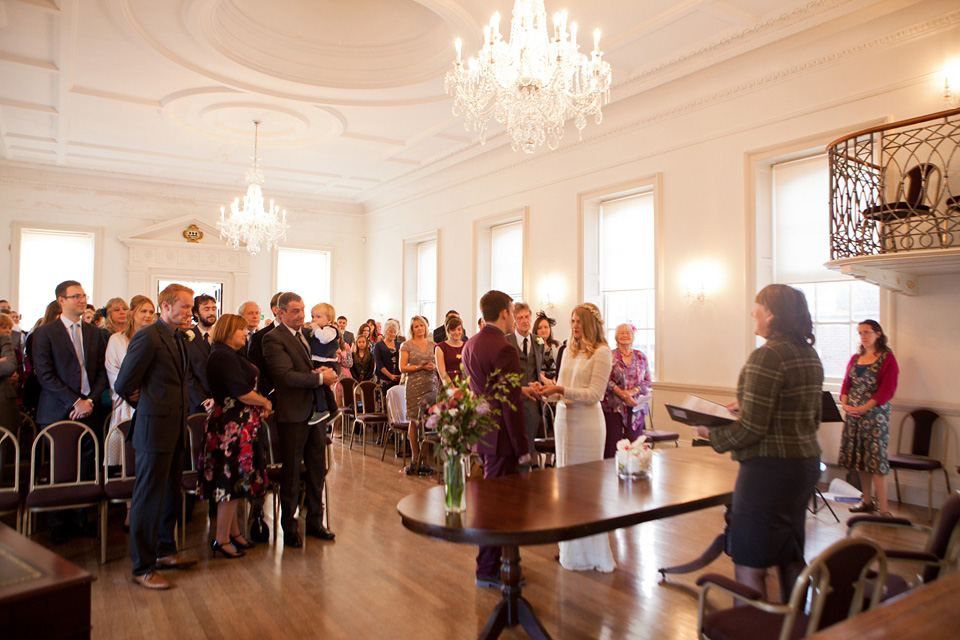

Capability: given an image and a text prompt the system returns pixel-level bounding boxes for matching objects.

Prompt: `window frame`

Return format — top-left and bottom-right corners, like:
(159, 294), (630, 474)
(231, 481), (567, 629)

(272, 243), (334, 310)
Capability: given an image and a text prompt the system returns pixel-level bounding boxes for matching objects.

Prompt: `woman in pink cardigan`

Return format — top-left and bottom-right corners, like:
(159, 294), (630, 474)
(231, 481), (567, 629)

(837, 319), (899, 515)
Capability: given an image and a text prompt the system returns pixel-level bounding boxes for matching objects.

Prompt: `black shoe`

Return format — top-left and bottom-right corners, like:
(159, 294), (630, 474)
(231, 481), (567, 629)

(404, 463), (418, 476)
(849, 500), (878, 513)
(230, 535), (256, 550)
(283, 531), (303, 548)
(211, 540), (245, 559)
(305, 525), (336, 541)
(417, 465), (435, 476)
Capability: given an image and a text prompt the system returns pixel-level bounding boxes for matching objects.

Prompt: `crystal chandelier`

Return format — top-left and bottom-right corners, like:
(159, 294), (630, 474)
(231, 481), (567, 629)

(218, 120), (289, 255)
(445, 0), (612, 153)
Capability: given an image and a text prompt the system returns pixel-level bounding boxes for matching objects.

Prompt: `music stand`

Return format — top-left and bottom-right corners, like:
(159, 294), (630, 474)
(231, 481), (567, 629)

(810, 391), (842, 523)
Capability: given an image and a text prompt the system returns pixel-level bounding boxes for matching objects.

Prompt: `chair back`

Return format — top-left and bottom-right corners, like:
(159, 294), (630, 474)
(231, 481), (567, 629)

(793, 538), (887, 635)
(386, 385), (406, 424)
(262, 413), (281, 467)
(337, 377), (357, 409)
(0, 425), (19, 496)
(894, 163), (942, 208)
(897, 409), (943, 457)
(354, 380), (383, 415)
(185, 413), (208, 472)
(103, 419), (135, 480)
(924, 494), (960, 583)
(29, 420), (100, 489)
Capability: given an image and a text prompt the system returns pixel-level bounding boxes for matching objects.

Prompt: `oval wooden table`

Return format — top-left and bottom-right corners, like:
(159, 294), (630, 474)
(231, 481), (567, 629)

(397, 446), (739, 640)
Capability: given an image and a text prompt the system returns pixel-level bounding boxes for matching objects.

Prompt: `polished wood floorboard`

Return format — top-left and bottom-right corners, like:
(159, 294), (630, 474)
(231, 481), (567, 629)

(9, 440), (934, 640)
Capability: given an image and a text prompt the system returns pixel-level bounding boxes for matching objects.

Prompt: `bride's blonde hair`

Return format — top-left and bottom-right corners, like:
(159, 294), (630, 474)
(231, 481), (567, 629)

(568, 303), (607, 358)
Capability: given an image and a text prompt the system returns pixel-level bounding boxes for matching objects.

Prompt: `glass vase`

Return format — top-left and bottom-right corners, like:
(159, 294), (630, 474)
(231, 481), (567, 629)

(443, 451), (468, 514)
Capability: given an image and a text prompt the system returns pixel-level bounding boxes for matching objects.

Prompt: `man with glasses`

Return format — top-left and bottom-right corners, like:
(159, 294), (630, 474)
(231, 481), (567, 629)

(30, 280), (108, 542)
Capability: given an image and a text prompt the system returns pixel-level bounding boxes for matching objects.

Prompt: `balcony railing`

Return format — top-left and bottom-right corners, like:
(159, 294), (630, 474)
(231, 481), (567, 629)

(828, 107), (960, 259)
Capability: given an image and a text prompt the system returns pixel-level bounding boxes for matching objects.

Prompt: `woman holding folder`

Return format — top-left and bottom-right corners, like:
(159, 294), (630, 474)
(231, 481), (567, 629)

(692, 284), (823, 603)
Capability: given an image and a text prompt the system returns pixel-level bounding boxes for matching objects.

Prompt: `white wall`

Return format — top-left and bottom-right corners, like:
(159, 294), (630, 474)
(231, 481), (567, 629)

(361, 5), (960, 506)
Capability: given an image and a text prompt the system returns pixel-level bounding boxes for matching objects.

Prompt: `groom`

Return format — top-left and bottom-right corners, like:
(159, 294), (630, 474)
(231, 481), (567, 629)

(462, 290), (531, 588)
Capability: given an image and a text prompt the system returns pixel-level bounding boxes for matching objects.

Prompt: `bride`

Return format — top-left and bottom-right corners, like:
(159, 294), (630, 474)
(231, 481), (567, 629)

(538, 303), (615, 572)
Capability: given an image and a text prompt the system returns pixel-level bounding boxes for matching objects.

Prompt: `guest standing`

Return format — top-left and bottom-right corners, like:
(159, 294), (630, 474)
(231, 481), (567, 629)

(200, 314), (271, 558)
(350, 335), (375, 382)
(101, 297), (129, 337)
(538, 303), (615, 572)
(0, 315), (22, 439)
(185, 294), (217, 415)
(115, 284), (198, 590)
(374, 320), (401, 390)
(505, 302), (543, 463)
(435, 315), (465, 385)
(462, 290), (530, 588)
(262, 292), (337, 547)
(692, 284), (823, 603)
(248, 292), (282, 398)
(837, 319), (899, 515)
(600, 323), (652, 458)
(533, 312), (560, 384)
(399, 316), (436, 476)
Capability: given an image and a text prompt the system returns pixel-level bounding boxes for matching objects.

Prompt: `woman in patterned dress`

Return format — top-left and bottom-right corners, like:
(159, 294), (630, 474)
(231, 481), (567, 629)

(399, 315), (436, 475)
(201, 314), (271, 558)
(600, 323), (652, 458)
(838, 319), (899, 515)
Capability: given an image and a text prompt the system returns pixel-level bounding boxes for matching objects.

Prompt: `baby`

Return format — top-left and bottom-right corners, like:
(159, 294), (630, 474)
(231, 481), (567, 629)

(306, 302), (340, 425)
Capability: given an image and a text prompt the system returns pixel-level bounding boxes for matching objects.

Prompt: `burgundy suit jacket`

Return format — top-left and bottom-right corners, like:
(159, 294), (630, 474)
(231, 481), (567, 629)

(461, 324), (528, 458)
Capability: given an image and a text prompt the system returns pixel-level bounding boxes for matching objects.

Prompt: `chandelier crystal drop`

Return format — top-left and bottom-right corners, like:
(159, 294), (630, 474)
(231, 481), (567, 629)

(218, 120), (289, 255)
(445, 0), (612, 153)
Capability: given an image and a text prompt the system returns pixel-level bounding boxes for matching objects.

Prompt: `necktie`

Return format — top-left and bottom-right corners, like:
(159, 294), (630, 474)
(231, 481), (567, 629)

(203, 331), (209, 345)
(71, 323), (91, 395)
(174, 331), (187, 372)
(297, 331), (312, 358)
(522, 337), (528, 357)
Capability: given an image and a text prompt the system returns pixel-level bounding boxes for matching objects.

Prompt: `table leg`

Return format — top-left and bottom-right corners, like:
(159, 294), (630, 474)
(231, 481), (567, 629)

(477, 545), (552, 640)
(659, 505), (731, 578)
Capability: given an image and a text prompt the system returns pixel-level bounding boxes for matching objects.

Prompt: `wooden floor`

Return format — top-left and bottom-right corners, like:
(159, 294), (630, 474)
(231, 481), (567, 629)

(9, 439), (934, 640)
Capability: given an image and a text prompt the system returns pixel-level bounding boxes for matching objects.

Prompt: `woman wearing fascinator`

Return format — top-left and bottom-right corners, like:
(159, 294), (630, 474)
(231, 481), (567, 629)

(533, 311), (560, 384)
(537, 303), (615, 572)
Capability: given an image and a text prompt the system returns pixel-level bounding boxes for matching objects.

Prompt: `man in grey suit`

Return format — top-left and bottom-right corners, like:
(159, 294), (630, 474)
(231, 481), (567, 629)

(263, 292), (337, 548)
(116, 283), (197, 590)
(505, 302), (543, 464)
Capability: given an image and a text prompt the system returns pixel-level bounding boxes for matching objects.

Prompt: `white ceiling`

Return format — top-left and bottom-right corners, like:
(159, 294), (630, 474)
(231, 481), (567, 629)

(0, 0), (878, 206)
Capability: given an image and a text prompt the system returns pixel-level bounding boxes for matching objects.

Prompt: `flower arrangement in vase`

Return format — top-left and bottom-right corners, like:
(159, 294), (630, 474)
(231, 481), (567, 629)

(425, 369), (520, 513)
(615, 436), (653, 480)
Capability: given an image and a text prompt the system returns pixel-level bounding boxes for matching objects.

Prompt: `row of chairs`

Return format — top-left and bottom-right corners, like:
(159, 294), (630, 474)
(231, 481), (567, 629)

(0, 410), (330, 564)
(697, 493), (960, 639)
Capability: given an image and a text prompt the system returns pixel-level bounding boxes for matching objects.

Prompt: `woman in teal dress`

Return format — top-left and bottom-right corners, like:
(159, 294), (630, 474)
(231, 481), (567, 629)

(838, 319), (899, 515)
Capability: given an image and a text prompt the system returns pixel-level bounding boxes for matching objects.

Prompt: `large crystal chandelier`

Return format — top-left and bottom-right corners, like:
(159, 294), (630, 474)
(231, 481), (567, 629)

(218, 120), (289, 255)
(445, 0), (612, 153)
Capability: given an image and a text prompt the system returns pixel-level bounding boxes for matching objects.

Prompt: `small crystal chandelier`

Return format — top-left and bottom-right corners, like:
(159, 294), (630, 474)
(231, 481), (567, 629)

(445, 0), (612, 153)
(218, 120), (289, 255)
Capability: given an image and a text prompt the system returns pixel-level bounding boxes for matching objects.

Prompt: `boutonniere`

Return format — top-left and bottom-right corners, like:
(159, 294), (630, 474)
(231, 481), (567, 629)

(535, 336), (544, 346)
(182, 329), (196, 342)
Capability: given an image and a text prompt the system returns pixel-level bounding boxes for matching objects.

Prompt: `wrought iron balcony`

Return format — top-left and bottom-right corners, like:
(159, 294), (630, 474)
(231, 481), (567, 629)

(828, 107), (960, 259)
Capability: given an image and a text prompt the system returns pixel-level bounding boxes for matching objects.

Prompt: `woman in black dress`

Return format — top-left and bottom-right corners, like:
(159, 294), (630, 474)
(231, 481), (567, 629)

(351, 334), (375, 382)
(373, 320), (401, 390)
(201, 313), (272, 558)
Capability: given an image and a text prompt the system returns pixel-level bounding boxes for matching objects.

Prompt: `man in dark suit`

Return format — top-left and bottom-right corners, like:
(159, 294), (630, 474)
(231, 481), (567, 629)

(262, 291), (337, 548)
(505, 302), (544, 463)
(248, 292), (282, 397)
(337, 315), (354, 347)
(184, 293), (217, 415)
(433, 309), (469, 344)
(115, 283), (198, 590)
(462, 290), (530, 588)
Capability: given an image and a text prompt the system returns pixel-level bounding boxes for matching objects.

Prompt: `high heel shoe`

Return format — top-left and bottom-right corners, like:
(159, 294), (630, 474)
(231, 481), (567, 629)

(211, 539), (245, 559)
(849, 500), (878, 513)
(230, 535), (255, 550)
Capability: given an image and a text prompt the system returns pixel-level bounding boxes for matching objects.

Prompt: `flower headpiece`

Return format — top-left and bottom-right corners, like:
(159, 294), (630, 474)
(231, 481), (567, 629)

(536, 310), (555, 327)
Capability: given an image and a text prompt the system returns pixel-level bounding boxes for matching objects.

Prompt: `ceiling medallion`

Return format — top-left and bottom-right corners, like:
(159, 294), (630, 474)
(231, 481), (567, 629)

(217, 120), (289, 255)
(445, 0), (612, 153)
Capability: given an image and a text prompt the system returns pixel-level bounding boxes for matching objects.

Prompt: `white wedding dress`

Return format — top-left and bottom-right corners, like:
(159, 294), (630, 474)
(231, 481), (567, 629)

(554, 344), (616, 572)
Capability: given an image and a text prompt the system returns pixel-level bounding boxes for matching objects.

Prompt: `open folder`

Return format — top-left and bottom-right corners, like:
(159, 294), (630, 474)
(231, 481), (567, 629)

(665, 394), (737, 427)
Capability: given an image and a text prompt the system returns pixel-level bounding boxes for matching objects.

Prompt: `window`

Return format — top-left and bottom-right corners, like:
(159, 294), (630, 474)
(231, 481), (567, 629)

(416, 239), (437, 328)
(157, 280), (223, 317)
(490, 221), (523, 301)
(18, 227), (96, 329)
(772, 155), (880, 378)
(599, 194), (656, 372)
(276, 247), (331, 310)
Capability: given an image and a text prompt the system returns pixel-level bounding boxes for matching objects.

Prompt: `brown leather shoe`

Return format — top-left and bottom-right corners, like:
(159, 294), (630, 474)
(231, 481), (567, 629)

(156, 554), (198, 570)
(131, 571), (170, 590)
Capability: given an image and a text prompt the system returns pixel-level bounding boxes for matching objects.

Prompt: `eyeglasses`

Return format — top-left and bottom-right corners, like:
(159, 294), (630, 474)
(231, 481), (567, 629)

(857, 330), (876, 336)
(62, 294), (88, 301)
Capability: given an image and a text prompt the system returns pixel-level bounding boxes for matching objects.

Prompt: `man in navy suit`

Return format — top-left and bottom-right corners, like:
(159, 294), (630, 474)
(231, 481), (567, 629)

(30, 280), (108, 541)
(116, 283), (198, 590)
(263, 291), (337, 548)
(461, 290), (530, 588)
(185, 293), (217, 415)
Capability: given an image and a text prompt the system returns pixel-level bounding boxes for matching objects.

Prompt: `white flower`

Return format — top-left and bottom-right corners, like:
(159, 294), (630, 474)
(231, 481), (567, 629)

(182, 329), (195, 342)
(535, 336), (544, 345)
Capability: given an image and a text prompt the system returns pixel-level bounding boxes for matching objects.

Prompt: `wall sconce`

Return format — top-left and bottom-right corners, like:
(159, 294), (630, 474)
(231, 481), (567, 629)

(538, 275), (565, 312)
(943, 59), (960, 108)
(681, 260), (723, 306)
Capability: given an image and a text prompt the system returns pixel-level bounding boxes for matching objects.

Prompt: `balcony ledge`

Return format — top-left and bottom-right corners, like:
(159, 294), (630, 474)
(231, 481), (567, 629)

(825, 247), (960, 295)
